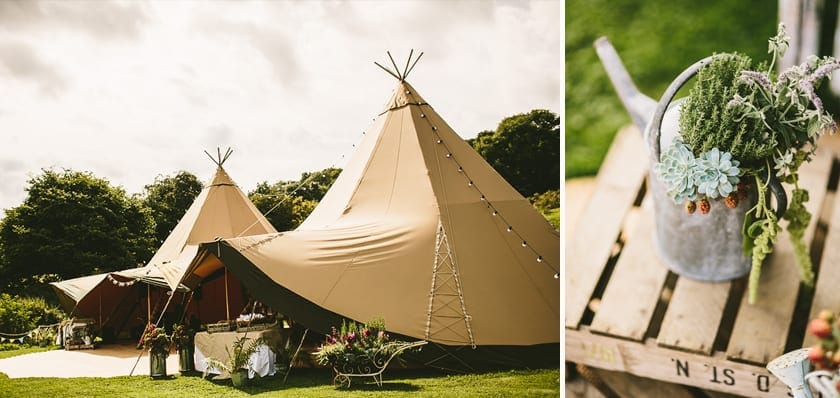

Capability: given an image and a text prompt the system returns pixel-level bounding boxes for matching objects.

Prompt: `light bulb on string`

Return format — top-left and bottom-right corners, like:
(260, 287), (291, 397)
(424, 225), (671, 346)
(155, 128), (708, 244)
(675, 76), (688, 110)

(506, 226), (513, 232)
(468, 181), (473, 187)
(446, 153), (452, 158)
(457, 167), (463, 172)
(521, 241), (527, 247)
(436, 139), (442, 144)
(492, 210), (498, 216)
(554, 273), (559, 279)
(480, 195), (486, 201)
(420, 113), (426, 118)
(537, 256), (543, 262)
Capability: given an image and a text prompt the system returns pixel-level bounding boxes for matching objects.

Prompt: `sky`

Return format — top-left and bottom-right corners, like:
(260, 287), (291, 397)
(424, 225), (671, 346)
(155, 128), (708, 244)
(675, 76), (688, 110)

(0, 0), (562, 212)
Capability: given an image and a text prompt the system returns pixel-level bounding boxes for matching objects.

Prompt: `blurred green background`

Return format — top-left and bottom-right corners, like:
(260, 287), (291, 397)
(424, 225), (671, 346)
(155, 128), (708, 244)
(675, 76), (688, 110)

(565, 1), (782, 178)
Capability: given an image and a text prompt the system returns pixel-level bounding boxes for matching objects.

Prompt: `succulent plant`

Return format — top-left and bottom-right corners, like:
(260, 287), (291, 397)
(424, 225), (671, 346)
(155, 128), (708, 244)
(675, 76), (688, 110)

(654, 138), (699, 204)
(694, 148), (741, 199)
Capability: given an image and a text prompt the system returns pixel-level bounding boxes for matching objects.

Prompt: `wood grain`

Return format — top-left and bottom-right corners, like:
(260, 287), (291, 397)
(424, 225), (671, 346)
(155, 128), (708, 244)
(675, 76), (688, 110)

(566, 126), (648, 329)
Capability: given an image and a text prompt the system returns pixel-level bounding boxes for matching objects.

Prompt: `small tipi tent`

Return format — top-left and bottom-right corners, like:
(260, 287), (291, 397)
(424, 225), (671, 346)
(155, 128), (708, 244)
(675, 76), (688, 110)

(187, 55), (559, 370)
(51, 150), (277, 330)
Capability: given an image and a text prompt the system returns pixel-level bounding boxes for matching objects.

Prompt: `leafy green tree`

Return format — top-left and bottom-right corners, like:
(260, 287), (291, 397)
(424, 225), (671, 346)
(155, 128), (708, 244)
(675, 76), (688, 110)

(0, 169), (156, 295)
(468, 109), (560, 197)
(249, 167), (341, 231)
(140, 171), (203, 245)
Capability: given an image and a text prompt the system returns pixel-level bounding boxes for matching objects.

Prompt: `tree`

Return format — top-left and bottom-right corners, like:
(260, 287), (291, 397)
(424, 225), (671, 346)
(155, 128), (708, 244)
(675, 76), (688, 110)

(468, 109), (560, 197)
(0, 169), (156, 295)
(249, 167), (341, 231)
(140, 171), (203, 245)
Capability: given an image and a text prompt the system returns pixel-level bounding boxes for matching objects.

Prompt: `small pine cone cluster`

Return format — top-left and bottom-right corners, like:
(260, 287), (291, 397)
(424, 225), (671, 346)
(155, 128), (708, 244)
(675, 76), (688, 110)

(724, 193), (739, 209)
(698, 198), (711, 214)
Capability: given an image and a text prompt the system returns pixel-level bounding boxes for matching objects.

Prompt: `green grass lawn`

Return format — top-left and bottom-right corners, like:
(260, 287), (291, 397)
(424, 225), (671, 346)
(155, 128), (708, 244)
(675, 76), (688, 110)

(565, 0), (776, 178)
(0, 368), (559, 397)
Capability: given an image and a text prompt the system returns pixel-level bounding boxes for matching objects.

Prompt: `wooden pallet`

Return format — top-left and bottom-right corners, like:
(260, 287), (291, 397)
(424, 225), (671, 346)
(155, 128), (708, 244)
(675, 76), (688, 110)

(565, 126), (840, 397)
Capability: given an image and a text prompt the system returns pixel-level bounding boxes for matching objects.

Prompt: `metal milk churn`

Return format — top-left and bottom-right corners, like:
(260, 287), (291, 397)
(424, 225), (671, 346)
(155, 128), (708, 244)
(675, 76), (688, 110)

(593, 37), (787, 281)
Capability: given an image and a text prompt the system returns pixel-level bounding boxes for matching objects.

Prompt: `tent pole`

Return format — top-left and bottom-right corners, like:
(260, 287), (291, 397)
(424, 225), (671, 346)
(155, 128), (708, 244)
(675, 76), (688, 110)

(283, 328), (308, 386)
(146, 284), (151, 323)
(99, 291), (102, 331)
(224, 267), (230, 321)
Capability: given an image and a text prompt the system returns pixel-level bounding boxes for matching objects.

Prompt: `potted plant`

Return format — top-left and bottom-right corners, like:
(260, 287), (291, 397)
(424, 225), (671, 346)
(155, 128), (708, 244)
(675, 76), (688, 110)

(654, 23), (839, 303)
(805, 310), (840, 396)
(139, 324), (170, 379)
(203, 336), (264, 387)
(172, 323), (194, 373)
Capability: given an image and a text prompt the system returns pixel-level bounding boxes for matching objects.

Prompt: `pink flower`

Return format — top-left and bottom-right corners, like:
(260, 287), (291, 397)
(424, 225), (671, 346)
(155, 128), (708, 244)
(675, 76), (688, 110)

(377, 331), (385, 339)
(346, 332), (356, 342)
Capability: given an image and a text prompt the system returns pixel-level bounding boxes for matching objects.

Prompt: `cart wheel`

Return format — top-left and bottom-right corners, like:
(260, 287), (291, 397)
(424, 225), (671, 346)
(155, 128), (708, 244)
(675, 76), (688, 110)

(333, 374), (351, 389)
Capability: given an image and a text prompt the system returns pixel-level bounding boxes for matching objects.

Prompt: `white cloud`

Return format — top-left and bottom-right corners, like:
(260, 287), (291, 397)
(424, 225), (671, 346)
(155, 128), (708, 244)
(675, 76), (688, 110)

(0, 0), (561, 212)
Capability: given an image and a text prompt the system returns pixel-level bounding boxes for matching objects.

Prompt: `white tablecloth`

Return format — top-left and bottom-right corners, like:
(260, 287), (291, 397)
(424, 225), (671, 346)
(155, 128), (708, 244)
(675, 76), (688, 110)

(194, 330), (276, 379)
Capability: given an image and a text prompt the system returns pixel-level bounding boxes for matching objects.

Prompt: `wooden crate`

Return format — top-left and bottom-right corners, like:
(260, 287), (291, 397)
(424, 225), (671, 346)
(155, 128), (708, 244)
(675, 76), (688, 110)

(565, 126), (840, 397)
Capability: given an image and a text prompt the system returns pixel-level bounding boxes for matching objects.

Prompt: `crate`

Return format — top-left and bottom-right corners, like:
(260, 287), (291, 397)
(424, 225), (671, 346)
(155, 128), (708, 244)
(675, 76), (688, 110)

(565, 127), (840, 397)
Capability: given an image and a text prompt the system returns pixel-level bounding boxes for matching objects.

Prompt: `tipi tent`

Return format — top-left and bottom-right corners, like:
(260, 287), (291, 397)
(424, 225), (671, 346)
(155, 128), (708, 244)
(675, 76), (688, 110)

(51, 151), (277, 333)
(186, 58), (560, 370)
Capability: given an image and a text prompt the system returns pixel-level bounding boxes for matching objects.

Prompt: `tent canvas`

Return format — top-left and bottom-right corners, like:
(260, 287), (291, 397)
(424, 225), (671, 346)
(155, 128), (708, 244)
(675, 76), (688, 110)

(51, 159), (276, 334)
(191, 76), (560, 370)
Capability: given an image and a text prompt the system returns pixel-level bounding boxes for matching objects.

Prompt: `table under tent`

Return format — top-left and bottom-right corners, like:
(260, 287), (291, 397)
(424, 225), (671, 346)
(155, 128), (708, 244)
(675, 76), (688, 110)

(50, 148), (281, 347)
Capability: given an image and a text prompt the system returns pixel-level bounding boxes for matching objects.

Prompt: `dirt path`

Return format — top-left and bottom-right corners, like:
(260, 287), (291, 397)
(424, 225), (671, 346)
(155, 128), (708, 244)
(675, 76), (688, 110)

(0, 343), (180, 378)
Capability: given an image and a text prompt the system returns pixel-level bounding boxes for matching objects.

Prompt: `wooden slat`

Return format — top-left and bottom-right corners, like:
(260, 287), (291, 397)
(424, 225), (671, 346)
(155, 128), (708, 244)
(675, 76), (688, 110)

(805, 174), (840, 348)
(566, 126), (649, 328)
(590, 200), (669, 340)
(657, 278), (730, 355)
(566, 328), (790, 397)
(592, 368), (697, 398)
(726, 149), (833, 364)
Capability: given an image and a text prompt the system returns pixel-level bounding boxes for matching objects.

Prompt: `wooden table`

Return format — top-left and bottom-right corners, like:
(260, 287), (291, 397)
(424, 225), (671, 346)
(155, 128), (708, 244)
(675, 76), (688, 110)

(565, 126), (840, 397)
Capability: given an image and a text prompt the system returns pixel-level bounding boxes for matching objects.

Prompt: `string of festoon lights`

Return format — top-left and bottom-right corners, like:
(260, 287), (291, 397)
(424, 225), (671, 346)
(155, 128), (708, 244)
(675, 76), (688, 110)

(0, 323), (60, 344)
(412, 100), (560, 280)
(106, 274), (138, 287)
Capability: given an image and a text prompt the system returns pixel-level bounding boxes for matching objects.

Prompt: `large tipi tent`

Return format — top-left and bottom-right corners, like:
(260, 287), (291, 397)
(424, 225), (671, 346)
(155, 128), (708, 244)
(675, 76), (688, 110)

(186, 57), (560, 369)
(51, 151), (277, 332)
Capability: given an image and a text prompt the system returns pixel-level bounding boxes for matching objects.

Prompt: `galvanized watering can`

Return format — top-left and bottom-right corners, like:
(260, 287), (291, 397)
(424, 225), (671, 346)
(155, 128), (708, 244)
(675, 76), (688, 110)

(594, 37), (787, 281)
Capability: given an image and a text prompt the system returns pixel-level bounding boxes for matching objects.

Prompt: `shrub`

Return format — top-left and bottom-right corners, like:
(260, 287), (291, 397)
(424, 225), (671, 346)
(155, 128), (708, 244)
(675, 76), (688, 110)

(0, 293), (64, 335)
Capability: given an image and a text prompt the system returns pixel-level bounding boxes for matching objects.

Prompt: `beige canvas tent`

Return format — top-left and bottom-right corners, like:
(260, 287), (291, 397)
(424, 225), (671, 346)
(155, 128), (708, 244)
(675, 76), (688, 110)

(186, 61), (560, 369)
(51, 154), (276, 334)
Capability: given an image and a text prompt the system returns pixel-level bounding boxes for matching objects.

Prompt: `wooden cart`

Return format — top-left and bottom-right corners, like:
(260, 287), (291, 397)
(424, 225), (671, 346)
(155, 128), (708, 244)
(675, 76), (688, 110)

(566, 127), (840, 397)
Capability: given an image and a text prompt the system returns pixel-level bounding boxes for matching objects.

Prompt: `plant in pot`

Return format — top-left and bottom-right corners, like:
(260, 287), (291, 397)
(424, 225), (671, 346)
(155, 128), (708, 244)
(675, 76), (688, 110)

(172, 323), (194, 373)
(139, 324), (170, 379)
(654, 23), (839, 303)
(203, 336), (264, 387)
(314, 317), (421, 388)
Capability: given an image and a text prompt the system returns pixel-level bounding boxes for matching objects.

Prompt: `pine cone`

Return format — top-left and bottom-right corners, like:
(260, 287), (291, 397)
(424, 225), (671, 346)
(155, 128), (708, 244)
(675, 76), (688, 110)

(699, 198), (711, 214)
(724, 193), (738, 209)
(685, 201), (697, 214)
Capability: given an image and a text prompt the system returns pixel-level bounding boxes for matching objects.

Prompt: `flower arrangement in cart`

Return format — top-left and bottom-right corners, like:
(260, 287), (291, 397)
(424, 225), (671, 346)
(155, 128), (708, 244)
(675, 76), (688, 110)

(654, 23), (839, 302)
(806, 310), (840, 396)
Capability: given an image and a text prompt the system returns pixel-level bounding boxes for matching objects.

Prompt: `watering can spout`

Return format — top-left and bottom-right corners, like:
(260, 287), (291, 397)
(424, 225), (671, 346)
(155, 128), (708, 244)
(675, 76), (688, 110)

(594, 37), (657, 133)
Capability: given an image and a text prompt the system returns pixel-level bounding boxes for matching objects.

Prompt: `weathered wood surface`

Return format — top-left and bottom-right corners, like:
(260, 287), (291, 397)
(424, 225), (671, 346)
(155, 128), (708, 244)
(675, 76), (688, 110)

(805, 189), (840, 348)
(566, 126), (648, 329)
(590, 200), (669, 341)
(725, 149), (832, 365)
(565, 128), (840, 397)
(567, 328), (789, 397)
(657, 277), (730, 355)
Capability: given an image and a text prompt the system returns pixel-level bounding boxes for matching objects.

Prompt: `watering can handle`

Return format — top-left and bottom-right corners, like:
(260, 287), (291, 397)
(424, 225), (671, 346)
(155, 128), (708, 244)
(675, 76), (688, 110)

(647, 55), (787, 218)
